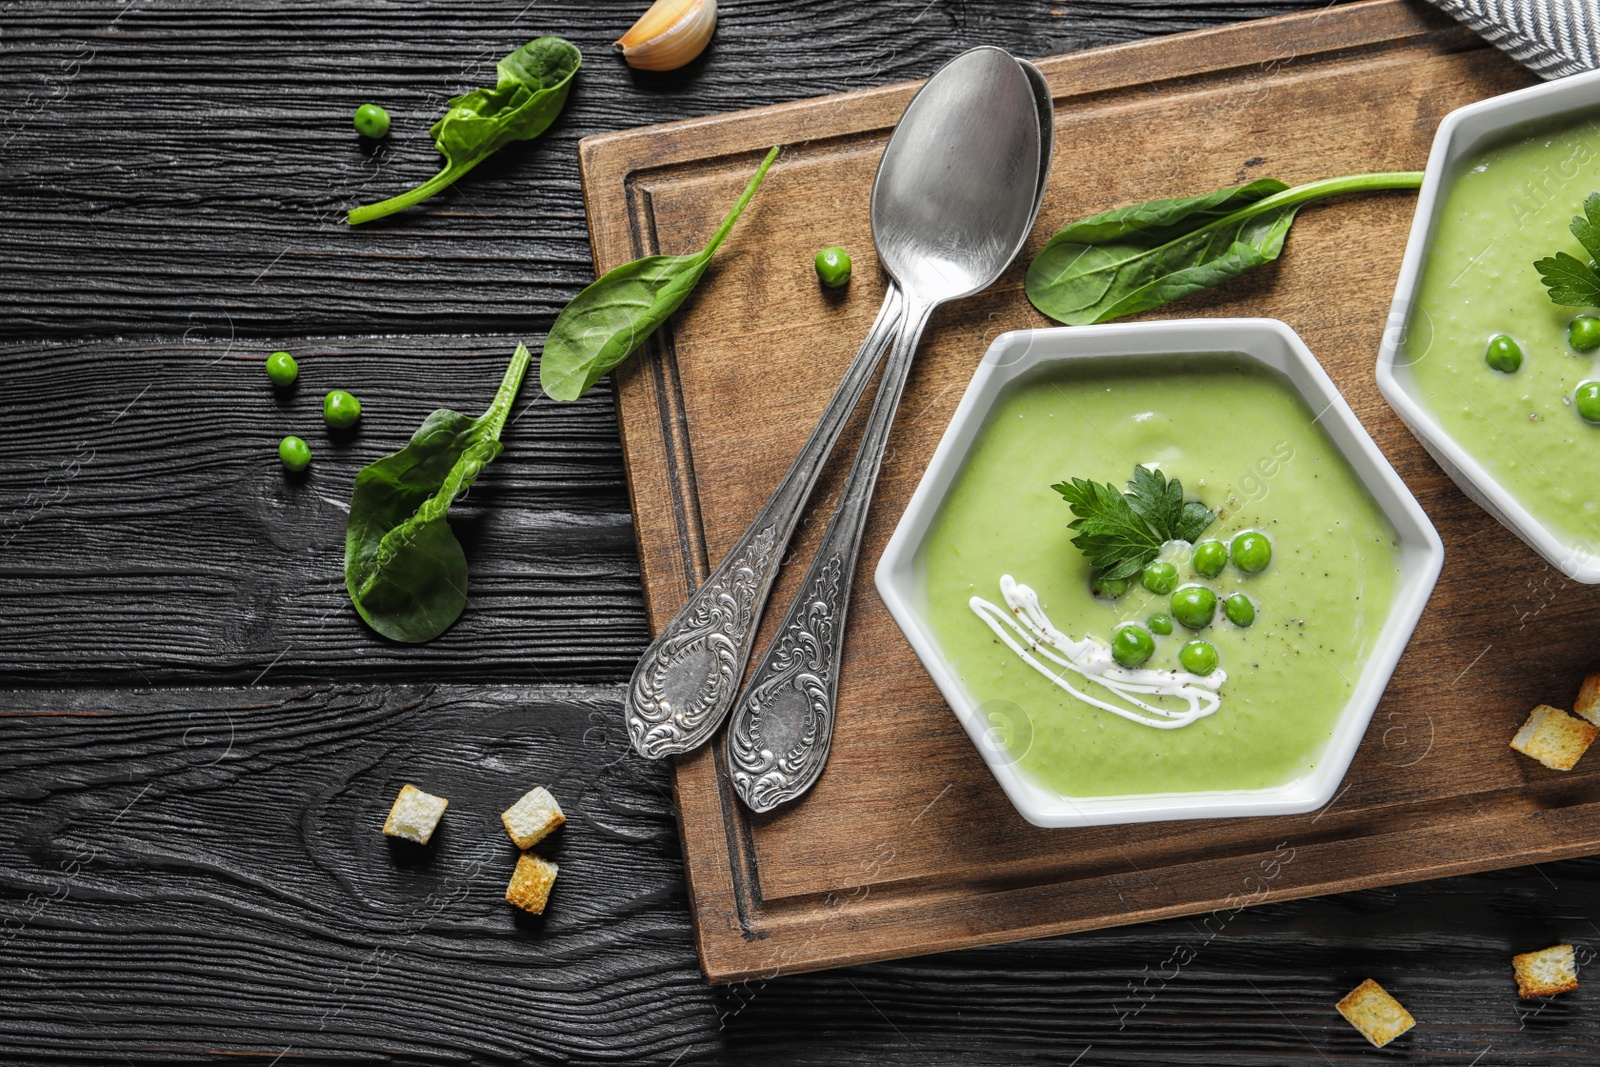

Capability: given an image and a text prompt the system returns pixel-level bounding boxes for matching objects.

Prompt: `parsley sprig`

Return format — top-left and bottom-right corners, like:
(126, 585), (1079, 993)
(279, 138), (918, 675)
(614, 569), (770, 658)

(1535, 191), (1600, 307)
(1051, 465), (1216, 580)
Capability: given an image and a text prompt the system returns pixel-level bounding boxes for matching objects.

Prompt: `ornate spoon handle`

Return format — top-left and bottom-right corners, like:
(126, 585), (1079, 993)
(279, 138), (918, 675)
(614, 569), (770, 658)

(625, 286), (905, 759)
(727, 296), (936, 811)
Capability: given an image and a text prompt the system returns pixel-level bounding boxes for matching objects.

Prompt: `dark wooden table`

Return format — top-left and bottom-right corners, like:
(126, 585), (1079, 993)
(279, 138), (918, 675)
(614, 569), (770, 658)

(4, 1), (1598, 1063)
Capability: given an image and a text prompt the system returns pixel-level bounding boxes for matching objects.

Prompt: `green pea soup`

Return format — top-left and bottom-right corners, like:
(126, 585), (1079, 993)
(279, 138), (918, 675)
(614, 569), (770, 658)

(917, 354), (1401, 798)
(1401, 110), (1600, 554)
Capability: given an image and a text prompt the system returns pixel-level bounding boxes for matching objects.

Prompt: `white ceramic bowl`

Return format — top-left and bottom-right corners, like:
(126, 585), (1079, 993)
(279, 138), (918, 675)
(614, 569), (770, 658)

(875, 319), (1443, 828)
(1377, 68), (1600, 583)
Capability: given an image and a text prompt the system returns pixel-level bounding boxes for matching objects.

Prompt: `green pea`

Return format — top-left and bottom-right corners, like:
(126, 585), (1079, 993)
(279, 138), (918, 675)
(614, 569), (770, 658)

(278, 435), (311, 472)
(1576, 381), (1600, 424)
(1147, 613), (1173, 636)
(1223, 592), (1255, 627)
(1570, 316), (1600, 353)
(1111, 625), (1155, 668)
(1170, 585), (1217, 630)
(1484, 334), (1522, 374)
(1191, 539), (1227, 578)
(1090, 572), (1128, 599)
(1140, 560), (1178, 595)
(265, 350), (298, 387)
(1230, 531), (1272, 574)
(353, 103), (390, 139)
(323, 389), (362, 429)
(815, 246), (852, 288)
(1179, 639), (1219, 676)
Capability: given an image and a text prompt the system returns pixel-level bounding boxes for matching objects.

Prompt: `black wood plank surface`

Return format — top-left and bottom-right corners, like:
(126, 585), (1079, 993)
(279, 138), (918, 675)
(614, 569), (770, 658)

(0, 335), (646, 684)
(7, 0), (1600, 1063)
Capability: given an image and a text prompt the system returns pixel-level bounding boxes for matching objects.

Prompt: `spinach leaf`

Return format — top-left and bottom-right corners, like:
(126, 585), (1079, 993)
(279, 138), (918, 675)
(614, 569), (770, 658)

(1534, 191), (1600, 307)
(1046, 178), (1288, 244)
(1026, 172), (1423, 325)
(344, 343), (531, 642)
(539, 145), (781, 401)
(348, 37), (581, 226)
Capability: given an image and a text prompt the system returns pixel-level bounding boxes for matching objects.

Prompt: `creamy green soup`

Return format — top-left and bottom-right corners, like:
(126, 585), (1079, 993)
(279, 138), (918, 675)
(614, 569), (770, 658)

(1403, 112), (1600, 553)
(918, 355), (1400, 798)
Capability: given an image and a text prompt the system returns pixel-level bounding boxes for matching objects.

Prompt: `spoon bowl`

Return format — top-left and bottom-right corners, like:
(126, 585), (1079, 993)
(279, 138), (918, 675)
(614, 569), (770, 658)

(1018, 58), (1056, 212)
(871, 46), (1044, 307)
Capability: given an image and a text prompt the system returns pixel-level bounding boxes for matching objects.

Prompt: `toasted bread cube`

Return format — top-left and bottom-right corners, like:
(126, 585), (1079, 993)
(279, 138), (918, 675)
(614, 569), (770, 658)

(1511, 705), (1598, 771)
(382, 783), (448, 845)
(505, 852), (558, 915)
(1575, 674), (1600, 727)
(1514, 944), (1578, 998)
(500, 786), (566, 850)
(1336, 979), (1415, 1048)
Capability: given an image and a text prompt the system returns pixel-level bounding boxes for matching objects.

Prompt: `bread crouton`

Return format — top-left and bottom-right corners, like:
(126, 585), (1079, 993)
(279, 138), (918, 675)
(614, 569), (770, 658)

(1575, 674), (1600, 727)
(1336, 979), (1415, 1048)
(501, 786), (565, 849)
(382, 783), (448, 845)
(1511, 705), (1598, 771)
(505, 852), (559, 915)
(1513, 944), (1578, 998)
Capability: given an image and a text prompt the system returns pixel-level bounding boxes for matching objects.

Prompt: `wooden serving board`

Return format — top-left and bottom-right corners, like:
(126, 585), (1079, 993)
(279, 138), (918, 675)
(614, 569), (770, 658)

(578, 0), (1600, 985)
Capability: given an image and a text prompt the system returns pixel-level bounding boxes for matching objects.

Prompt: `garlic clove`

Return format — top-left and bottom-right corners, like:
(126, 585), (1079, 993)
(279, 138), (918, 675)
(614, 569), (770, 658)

(616, 0), (717, 72)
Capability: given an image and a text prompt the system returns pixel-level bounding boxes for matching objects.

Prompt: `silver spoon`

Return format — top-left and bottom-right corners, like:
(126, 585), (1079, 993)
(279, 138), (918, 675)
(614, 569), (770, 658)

(1019, 58), (1055, 208)
(623, 50), (1049, 763)
(623, 265), (905, 759)
(726, 47), (1053, 812)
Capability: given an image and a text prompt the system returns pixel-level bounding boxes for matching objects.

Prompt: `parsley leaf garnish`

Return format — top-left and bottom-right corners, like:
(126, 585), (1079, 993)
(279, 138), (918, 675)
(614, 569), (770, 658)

(1535, 192), (1600, 307)
(1052, 477), (1163, 580)
(1535, 253), (1600, 307)
(1051, 465), (1216, 580)
(1125, 463), (1182, 535)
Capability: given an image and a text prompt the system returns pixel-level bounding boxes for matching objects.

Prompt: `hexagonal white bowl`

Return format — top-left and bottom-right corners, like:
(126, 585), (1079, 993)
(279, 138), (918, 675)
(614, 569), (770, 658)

(874, 318), (1444, 828)
(1377, 68), (1600, 583)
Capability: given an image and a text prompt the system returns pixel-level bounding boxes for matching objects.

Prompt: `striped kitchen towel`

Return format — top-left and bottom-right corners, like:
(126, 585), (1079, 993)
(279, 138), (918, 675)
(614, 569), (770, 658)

(1426, 0), (1599, 77)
